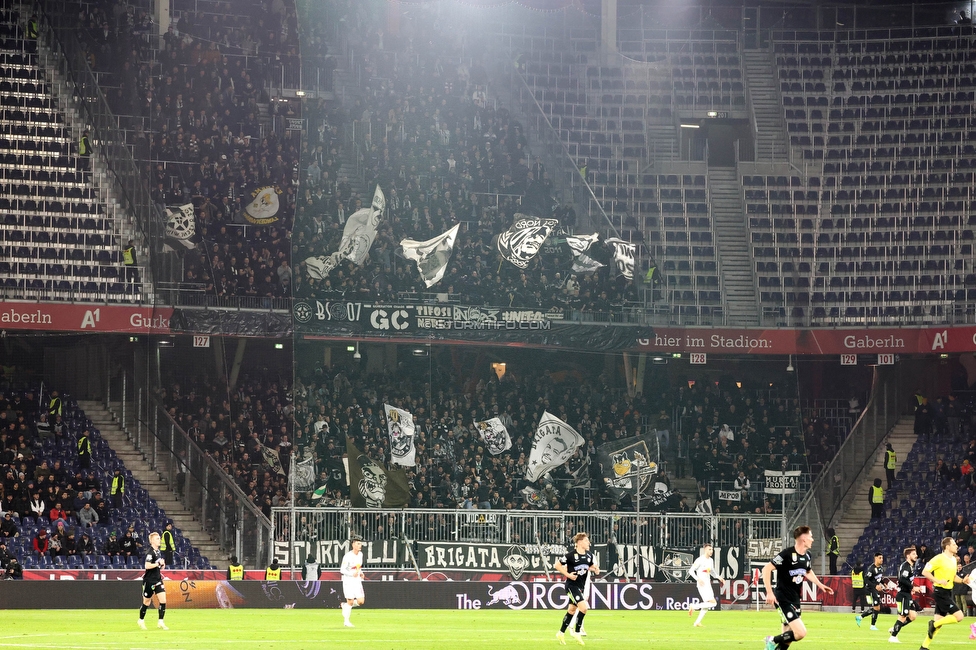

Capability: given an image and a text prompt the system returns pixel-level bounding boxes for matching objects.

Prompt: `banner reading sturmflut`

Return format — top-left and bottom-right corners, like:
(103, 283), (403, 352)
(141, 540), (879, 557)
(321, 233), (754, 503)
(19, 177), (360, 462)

(475, 417), (512, 456)
(525, 411), (584, 482)
(384, 404), (416, 467)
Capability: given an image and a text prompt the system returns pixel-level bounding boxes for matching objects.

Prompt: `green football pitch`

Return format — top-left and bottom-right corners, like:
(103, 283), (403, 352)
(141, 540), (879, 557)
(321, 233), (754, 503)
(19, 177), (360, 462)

(0, 609), (973, 649)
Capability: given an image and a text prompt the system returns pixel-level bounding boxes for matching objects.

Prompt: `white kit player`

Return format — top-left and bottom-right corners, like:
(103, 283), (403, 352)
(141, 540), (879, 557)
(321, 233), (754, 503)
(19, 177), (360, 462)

(969, 568), (976, 640)
(340, 534), (365, 627)
(688, 543), (725, 626)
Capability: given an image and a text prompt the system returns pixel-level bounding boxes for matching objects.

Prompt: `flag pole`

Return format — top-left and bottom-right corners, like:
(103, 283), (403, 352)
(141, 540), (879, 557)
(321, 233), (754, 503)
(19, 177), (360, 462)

(289, 452), (297, 570)
(635, 471), (641, 584)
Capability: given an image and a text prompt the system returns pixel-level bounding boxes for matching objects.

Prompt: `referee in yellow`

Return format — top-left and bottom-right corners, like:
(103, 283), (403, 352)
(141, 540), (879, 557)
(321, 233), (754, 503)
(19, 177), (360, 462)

(920, 537), (966, 648)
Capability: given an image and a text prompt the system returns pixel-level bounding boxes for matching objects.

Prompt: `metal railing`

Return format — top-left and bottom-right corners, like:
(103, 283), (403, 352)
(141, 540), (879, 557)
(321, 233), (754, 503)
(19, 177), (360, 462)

(788, 365), (911, 568)
(271, 507), (784, 567)
(107, 373), (272, 568)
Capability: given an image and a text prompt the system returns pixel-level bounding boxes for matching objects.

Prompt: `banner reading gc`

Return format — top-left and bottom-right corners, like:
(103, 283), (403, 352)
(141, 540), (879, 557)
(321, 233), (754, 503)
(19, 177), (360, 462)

(293, 300), (563, 333)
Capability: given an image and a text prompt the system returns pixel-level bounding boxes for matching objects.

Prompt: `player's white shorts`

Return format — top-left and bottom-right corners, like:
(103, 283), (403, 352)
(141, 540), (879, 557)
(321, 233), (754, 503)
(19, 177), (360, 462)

(342, 577), (364, 600)
(697, 582), (715, 603)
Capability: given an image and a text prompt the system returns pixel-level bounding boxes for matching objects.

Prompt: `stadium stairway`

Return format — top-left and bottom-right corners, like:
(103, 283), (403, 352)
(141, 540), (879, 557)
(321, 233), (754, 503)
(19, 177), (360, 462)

(830, 416), (916, 568)
(708, 168), (759, 325)
(742, 50), (789, 161)
(75, 400), (226, 568)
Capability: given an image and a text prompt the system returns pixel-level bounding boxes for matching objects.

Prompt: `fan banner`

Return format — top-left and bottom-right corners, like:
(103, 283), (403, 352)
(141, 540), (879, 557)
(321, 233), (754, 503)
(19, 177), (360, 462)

(475, 417), (512, 455)
(258, 443), (285, 476)
(596, 434), (659, 501)
(384, 404), (416, 467)
(345, 437), (410, 508)
(400, 223), (460, 288)
(293, 456), (316, 492)
(495, 215), (559, 268)
(164, 203), (196, 250)
(239, 185), (284, 226)
(305, 185), (385, 279)
(566, 233), (603, 273)
(525, 411), (584, 482)
(605, 238), (636, 279)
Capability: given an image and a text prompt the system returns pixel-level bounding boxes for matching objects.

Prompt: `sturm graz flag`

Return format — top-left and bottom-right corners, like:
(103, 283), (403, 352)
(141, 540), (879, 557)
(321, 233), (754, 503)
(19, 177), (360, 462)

(495, 215), (559, 268)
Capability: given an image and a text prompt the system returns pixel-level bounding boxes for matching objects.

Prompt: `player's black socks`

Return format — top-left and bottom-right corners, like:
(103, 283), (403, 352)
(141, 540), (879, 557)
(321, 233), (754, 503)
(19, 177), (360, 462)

(575, 612), (586, 633)
(891, 621), (902, 636)
(560, 613), (573, 633)
(871, 611), (879, 626)
(139, 605), (148, 620)
(158, 604), (166, 620)
(773, 630), (795, 644)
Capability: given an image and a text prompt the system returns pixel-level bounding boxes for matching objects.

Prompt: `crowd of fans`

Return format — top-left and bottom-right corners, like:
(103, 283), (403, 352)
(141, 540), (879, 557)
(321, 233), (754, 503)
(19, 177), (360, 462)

(160, 354), (681, 515)
(291, 3), (641, 312)
(0, 386), (168, 576)
(674, 381), (808, 514)
(69, 0), (301, 299)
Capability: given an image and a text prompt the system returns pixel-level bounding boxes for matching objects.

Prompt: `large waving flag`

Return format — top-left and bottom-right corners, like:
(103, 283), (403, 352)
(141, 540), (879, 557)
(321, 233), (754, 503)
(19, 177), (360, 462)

(597, 434), (659, 502)
(384, 404), (416, 467)
(475, 417), (512, 456)
(163, 203), (197, 251)
(566, 233), (603, 273)
(258, 443), (285, 476)
(305, 185), (385, 279)
(400, 223), (460, 287)
(346, 437), (410, 508)
(526, 411), (584, 482)
(495, 215), (559, 268)
(606, 237), (636, 279)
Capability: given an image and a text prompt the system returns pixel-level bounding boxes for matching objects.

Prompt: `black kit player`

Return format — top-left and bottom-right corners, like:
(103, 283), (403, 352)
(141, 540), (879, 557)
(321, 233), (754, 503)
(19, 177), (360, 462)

(555, 532), (600, 646)
(762, 526), (834, 650)
(888, 546), (922, 643)
(138, 531), (168, 630)
(857, 552), (885, 630)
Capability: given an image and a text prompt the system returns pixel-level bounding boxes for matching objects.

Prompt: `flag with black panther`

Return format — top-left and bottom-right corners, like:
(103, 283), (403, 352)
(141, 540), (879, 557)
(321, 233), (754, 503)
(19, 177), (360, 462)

(495, 215), (559, 268)
(400, 223), (460, 287)
(346, 437), (409, 508)
(526, 411), (584, 482)
(384, 404), (416, 467)
(606, 237), (636, 279)
(475, 417), (512, 456)
(597, 434), (659, 501)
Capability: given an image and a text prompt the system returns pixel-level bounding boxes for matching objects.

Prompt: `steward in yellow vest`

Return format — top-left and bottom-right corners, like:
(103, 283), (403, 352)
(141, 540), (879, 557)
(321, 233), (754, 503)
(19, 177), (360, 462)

(265, 559), (282, 581)
(227, 556), (244, 580)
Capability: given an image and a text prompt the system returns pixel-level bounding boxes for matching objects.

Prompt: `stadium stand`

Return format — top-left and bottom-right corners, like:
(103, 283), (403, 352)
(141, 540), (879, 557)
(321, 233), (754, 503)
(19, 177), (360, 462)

(0, 8), (141, 303)
(0, 382), (214, 569)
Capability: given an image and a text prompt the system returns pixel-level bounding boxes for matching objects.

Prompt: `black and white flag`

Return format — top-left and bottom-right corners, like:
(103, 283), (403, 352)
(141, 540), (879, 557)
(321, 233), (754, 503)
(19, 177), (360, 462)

(566, 233), (603, 273)
(294, 456), (316, 492)
(596, 434), (659, 501)
(475, 417), (512, 456)
(526, 411), (584, 482)
(384, 404), (416, 467)
(163, 203), (197, 251)
(606, 238), (636, 279)
(495, 215), (559, 268)
(305, 185), (385, 279)
(400, 223), (460, 287)
(239, 185), (284, 226)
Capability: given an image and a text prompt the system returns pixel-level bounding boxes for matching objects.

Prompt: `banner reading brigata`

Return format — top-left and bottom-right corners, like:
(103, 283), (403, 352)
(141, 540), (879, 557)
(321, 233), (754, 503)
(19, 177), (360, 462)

(639, 325), (976, 355)
(0, 301), (172, 333)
